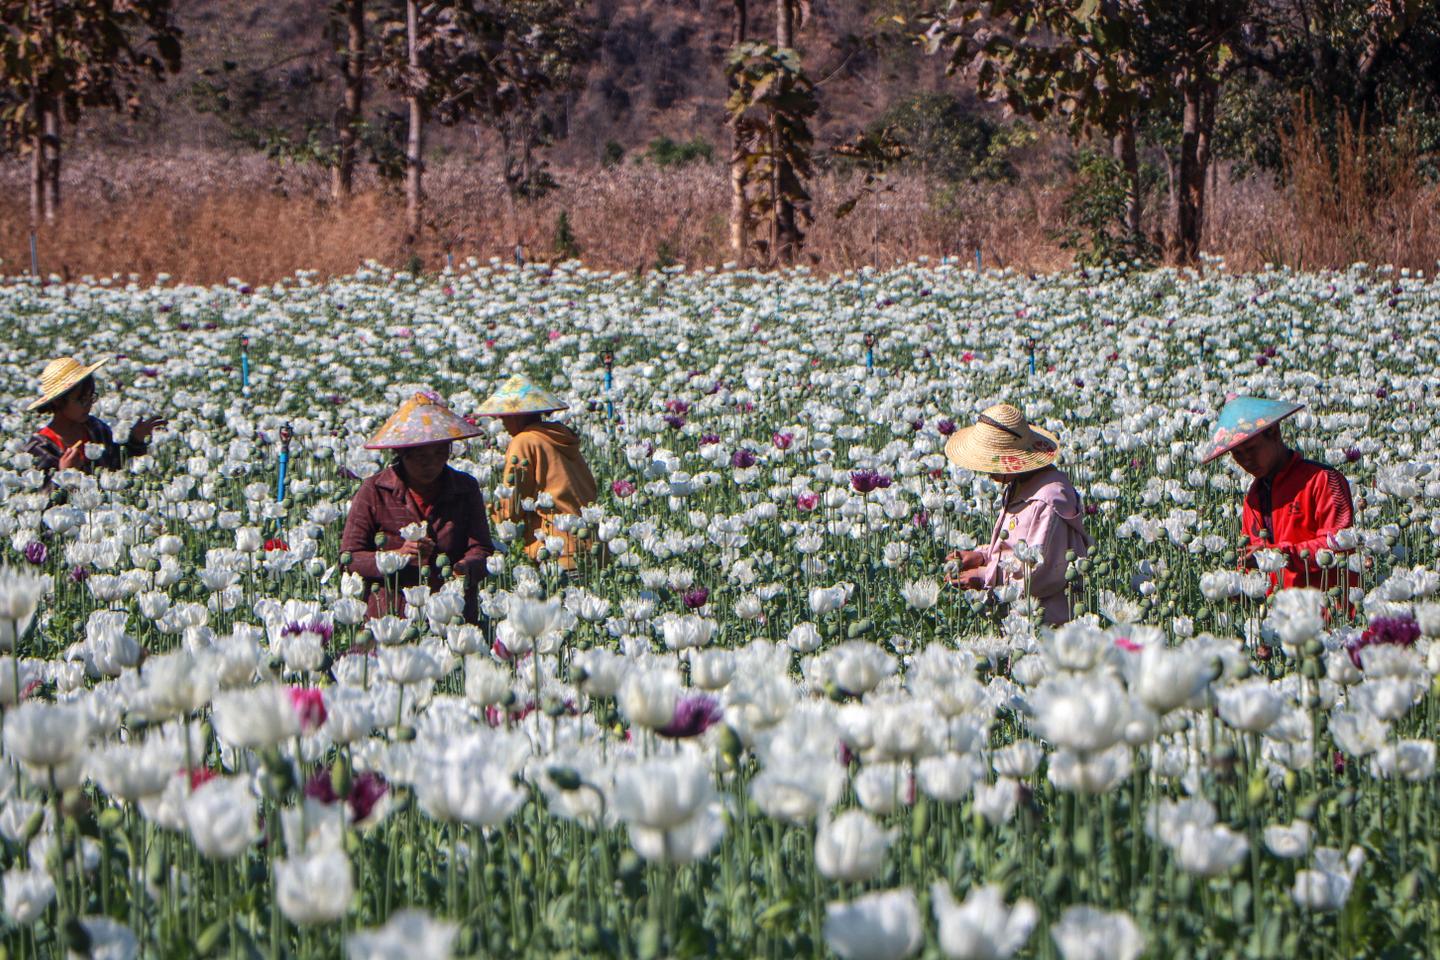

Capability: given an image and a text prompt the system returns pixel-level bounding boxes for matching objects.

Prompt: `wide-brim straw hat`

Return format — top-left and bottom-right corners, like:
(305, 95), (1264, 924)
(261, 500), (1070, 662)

(365, 391), (483, 450)
(26, 356), (109, 412)
(1199, 396), (1304, 464)
(944, 403), (1060, 474)
(475, 373), (568, 416)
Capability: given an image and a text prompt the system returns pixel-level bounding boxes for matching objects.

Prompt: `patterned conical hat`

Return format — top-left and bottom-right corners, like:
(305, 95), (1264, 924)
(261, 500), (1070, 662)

(475, 374), (568, 416)
(365, 391), (483, 450)
(1199, 396), (1304, 464)
(944, 403), (1059, 474)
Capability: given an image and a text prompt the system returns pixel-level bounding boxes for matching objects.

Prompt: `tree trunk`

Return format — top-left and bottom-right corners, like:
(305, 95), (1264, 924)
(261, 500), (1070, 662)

(772, 0), (797, 265)
(728, 0), (748, 263)
(1113, 117), (1141, 248)
(1174, 75), (1216, 265)
(29, 91), (43, 230)
(404, 0), (424, 238)
(41, 98), (61, 224)
(333, 0), (365, 200)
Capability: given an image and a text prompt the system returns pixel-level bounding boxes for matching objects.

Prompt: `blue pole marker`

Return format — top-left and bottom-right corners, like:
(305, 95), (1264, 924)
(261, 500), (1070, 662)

(240, 336), (250, 390)
(277, 424), (293, 504)
(603, 352), (615, 422)
(864, 333), (875, 374)
(975, 247), (982, 272)
(1028, 340), (1036, 377)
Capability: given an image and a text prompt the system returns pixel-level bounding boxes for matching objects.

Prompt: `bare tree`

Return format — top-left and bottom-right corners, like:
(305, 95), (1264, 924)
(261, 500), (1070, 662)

(332, 0), (367, 200)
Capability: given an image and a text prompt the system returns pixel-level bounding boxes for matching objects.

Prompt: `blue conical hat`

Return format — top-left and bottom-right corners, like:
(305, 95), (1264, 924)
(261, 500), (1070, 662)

(475, 374), (568, 416)
(1200, 396), (1304, 464)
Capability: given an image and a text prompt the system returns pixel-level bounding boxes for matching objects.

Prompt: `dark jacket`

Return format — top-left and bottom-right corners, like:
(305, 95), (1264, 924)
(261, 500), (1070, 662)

(340, 464), (494, 622)
(1242, 452), (1359, 595)
(25, 417), (146, 474)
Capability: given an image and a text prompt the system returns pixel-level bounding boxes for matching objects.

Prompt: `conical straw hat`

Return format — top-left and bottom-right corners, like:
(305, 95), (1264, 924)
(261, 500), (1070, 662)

(944, 403), (1060, 474)
(364, 391), (483, 450)
(26, 356), (109, 411)
(1199, 396), (1304, 464)
(475, 374), (568, 416)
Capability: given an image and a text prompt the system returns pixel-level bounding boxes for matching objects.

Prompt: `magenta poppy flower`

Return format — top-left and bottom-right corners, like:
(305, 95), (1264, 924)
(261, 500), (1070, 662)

(730, 449), (756, 468)
(796, 492), (819, 511)
(612, 479), (636, 498)
(773, 432), (794, 449)
(288, 687), (327, 732)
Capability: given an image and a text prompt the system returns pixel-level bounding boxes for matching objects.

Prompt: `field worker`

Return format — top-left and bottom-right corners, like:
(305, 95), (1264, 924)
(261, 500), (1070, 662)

(341, 391), (494, 622)
(1200, 396), (1358, 601)
(477, 373), (597, 572)
(943, 403), (1091, 626)
(24, 356), (165, 475)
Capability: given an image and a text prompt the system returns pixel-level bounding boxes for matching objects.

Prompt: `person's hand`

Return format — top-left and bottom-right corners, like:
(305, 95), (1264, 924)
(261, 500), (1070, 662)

(395, 537), (436, 567)
(58, 441), (87, 470)
(130, 416), (167, 443)
(953, 574), (986, 590)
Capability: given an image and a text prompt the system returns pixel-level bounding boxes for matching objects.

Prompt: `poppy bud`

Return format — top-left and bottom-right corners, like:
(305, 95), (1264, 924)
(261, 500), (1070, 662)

(548, 766), (583, 791)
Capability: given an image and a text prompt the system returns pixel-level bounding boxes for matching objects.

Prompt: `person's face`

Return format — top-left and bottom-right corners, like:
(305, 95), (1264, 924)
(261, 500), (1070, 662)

(1229, 429), (1285, 478)
(500, 414), (533, 437)
(398, 441), (451, 485)
(55, 379), (96, 425)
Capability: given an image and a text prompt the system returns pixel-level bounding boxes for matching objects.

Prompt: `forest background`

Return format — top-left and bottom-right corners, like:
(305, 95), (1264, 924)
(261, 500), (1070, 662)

(2, 0), (1438, 283)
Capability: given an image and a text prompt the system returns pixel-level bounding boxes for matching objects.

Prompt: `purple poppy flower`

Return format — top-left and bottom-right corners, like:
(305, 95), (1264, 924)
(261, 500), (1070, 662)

(281, 618), (334, 646)
(683, 587), (710, 610)
(850, 470), (892, 493)
(730, 449), (756, 468)
(664, 414), (686, 430)
(1346, 614), (1420, 669)
(69, 565), (90, 583)
(23, 541), (46, 565)
(936, 419), (956, 436)
(657, 695), (724, 739)
(699, 433), (720, 446)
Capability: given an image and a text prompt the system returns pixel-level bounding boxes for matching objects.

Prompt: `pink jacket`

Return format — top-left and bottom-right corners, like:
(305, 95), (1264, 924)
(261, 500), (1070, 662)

(976, 466), (1091, 626)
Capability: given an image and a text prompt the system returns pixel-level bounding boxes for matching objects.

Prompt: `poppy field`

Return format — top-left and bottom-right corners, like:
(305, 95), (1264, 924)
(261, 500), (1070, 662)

(0, 258), (1438, 959)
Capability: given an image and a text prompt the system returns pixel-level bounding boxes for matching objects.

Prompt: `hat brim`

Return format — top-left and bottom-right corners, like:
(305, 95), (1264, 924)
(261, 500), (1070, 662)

(364, 430), (481, 451)
(945, 423), (1060, 474)
(26, 358), (109, 411)
(1199, 404), (1303, 464)
(475, 404), (567, 417)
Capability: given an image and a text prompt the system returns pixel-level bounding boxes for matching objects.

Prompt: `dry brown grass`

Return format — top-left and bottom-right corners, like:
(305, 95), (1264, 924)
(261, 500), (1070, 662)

(2, 142), (1436, 284)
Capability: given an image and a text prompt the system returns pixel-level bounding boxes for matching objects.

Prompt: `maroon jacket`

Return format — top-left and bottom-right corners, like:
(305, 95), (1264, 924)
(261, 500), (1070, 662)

(340, 465), (494, 622)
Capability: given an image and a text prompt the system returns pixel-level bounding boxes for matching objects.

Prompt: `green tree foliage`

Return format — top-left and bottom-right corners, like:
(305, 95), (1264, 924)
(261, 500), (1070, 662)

(1, 0), (182, 224)
(644, 135), (715, 167)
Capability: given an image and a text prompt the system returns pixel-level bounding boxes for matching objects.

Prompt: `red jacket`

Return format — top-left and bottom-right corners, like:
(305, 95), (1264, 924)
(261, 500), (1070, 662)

(341, 465), (494, 622)
(1241, 452), (1358, 595)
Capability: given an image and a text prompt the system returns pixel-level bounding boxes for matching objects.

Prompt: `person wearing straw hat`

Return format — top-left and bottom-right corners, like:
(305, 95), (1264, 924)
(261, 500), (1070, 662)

(943, 403), (1091, 626)
(1200, 395), (1358, 600)
(340, 391), (495, 623)
(23, 356), (165, 476)
(476, 373), (597, 572)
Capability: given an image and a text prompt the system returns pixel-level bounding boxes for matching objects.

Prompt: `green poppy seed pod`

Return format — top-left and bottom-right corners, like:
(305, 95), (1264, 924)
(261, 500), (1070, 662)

(1302, 639), (1325, 657)
(998, 528), (1009, 541)
(97, 808), (124, 833)
(548, 766), (583, 791)
(401, 625), (420, 642)
(1296, 796), (1319, 821)
(1214, 743), (1238, 764)
(1065, 549), (1076, 563)
(565, 858), (581, 889)
(1326, 586), (1343, 598)
(20, 808), (45, 842)
(911, 841), (924, 874)
(824, 681), (846, 702)
(196, 920), (229, 955)
(1398, 871), (1423, 901)
(579, 925), (601, 950)
(144, 558), (160, 573)
(719, 725), (743, 766)
(536, 548), (550, 561)
(1065, 568), (1078, 582)
(617, 849), (642, 881)
(1299, 549), (1310, 560)
(374, 532), (388, 548)
(1338, 788), (1357, 808)
(339, 551), (353, 566)
(331, 757), (353, 798)
(542, 697), (567, 718)
(395, 724), (416, 742)
(1283, 770), (1299, 793)
(912, 797), (929, 835)
(1301, 660), (1324, 680)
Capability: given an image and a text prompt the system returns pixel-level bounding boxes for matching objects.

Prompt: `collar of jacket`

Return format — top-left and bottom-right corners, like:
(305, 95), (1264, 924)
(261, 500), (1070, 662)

(374, 464), (461, 503)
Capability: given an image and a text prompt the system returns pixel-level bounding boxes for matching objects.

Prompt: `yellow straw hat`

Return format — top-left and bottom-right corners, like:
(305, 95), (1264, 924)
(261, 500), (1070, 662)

(475, 373), (568, 416)
(364, 391), (484, 450)
(944, 403), (1060, 474)
(26, 356), (109, 412)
